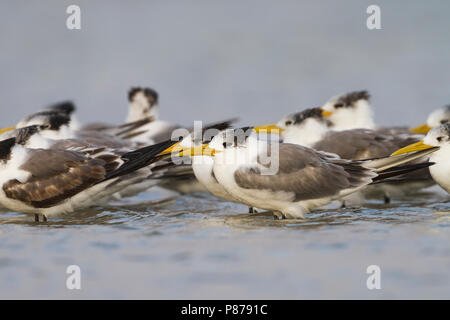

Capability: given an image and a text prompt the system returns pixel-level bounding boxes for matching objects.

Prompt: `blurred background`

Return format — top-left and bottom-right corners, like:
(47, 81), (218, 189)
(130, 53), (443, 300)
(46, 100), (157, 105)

(1, 0), (450, 128)
(1, 1), (450, 300)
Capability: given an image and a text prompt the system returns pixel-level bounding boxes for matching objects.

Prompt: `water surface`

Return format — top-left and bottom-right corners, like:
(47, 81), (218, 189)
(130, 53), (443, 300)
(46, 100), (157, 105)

(1, 187), (449, 299)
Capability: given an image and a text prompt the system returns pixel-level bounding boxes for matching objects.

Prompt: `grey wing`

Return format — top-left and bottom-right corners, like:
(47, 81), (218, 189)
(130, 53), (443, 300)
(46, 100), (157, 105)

(234, 143), (375, 201)
(79, 122), (115, 132)
(147, 124), (183, 144)
(120, 122), (183, 143)
(75, 131), (136, 149)
(374, 126), (415, 136)
(313, 129), (420, 160)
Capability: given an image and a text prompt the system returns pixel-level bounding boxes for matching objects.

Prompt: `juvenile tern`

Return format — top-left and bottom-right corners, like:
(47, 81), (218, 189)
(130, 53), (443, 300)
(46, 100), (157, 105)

(0, 130), (178, 221)
(2, 117), (200, 202)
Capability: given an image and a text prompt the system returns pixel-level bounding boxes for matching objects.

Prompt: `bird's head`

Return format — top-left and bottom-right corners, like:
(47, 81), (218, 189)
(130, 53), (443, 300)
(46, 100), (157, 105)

(320, 90), (374, 130)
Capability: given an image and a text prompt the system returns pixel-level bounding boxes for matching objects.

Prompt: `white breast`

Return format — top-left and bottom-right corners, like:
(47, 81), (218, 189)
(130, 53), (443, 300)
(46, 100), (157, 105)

(192, 156), (238, 201)
(429, 146), (450, 193)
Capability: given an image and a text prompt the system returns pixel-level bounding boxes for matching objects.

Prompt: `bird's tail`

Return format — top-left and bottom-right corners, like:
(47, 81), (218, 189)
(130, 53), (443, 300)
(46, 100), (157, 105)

(104, 139), (178, 181)
(370, 162), (435, 184)
(363, 147), (439, 172)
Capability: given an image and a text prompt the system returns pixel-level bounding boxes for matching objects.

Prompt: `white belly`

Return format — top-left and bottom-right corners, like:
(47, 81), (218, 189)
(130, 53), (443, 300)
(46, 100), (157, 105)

(429, 152), (450, 193)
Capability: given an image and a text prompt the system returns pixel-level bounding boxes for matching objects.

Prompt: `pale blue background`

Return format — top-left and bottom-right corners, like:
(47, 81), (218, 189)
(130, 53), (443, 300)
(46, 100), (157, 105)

(1, 0), (450, 128)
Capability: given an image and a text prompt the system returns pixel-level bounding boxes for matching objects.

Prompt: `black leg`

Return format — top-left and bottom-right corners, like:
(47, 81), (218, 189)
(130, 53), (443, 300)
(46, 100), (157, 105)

(384, 194), (391, 204)
(248, 207), (254, 214)
(34, 214), (39, 222)
(43, 215), (48, 222)
(273, 211), (284, 220)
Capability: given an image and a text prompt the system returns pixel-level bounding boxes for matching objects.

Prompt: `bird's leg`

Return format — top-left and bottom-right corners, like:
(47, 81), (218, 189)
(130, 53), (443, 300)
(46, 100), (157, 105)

(340, 201), (346, 209)
(34, 214), (48, 222)
(273, 211), (284, 220)
(248, 207), (258, 214)
(383, 194), (391, 204)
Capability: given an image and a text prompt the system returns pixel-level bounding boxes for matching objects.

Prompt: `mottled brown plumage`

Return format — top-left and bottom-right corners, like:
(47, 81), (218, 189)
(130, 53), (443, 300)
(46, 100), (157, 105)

(3, 149), (107, 208)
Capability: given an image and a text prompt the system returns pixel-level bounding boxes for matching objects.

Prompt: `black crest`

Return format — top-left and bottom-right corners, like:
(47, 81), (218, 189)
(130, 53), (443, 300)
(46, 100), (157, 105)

(46, 101), (76, 115)
(128, 87), (159, 105)
(0, 137), (16, 161)
(291, 108), (324, 125)
(335, 90), (370, 108)
(48, 114), (71, 130)
(200, 118), (238, 144)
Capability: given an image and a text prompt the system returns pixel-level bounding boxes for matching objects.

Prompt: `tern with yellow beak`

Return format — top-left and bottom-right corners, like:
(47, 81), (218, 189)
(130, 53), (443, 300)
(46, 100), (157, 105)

(393, 123), (450, 193)
(319, 90), (376, 130)
(0, 130), (178, 221)
(254, 107), (433, 203)
(173, 133), (242, 204)
(179, 127), (436, 219)
(409, 105), (450, 134)
(0, 127), (15, 135)
(318, 90), (414, 137)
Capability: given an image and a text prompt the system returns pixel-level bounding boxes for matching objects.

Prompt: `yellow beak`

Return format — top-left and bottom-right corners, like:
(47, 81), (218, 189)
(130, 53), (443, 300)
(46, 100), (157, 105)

(158, 141), (184, 155)
(319, 107), (333, 117)
(409, 123), (432, 134)
(0, 126), (16, 135)
(391, 140), (435, 156)
(253, 124), (284, 133)
(178, 144), (218, 157)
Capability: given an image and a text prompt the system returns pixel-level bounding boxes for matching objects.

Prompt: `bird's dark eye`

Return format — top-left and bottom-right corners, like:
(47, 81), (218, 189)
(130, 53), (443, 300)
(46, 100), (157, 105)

(437, 136), (443, 142)
(285, 120), (292, 126)
(440, 119), (448, 124)
(223, 142), (232, 148)
(334, 103), (344, 109)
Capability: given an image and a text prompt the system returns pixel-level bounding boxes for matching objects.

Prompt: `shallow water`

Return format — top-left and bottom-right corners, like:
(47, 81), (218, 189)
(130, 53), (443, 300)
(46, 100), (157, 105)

(0, 186), (449, 299)
(1, 0), (450, 299)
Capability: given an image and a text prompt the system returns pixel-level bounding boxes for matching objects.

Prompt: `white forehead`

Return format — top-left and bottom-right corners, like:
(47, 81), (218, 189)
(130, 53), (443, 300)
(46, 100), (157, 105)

(429, 123), (450, 137)
(427, 107), (450, 126)
(209, 130), (230, 149)
(280, 112), (297, 122)
(208, 128), (257, 149)
(321, 95), (339, 111)
(132, 91), (150, 106)
(179, 133), (193, 148)
(16, 115), (47, 128)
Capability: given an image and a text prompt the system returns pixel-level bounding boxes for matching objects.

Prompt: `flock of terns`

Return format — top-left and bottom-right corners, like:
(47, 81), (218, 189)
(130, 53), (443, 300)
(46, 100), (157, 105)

(0, 88), (449, 222)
